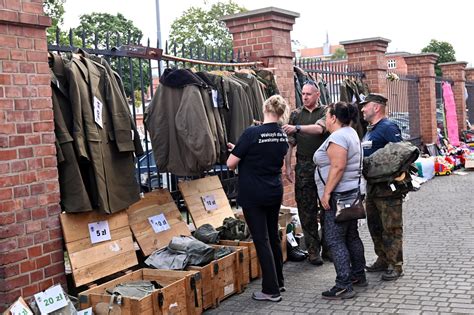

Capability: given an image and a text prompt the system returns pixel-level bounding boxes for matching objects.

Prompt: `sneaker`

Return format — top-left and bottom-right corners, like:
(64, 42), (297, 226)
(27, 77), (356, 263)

(381, 269), (404, 281)
(279, 286), (286, 292)
(351, 277), (368, 287)
(365, 259), (388, 272)
(251, 291), (282, 302)
(321, 286), (356, 300)
(308, 252), (324, 266)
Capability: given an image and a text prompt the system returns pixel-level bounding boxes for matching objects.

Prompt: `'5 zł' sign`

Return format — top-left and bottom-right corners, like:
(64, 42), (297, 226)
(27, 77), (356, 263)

(34, 285), (68, 314)
(88, 220), (111, 244)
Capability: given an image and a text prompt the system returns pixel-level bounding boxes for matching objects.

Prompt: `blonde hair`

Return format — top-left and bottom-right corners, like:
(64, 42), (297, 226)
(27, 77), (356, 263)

(263, 95), (290, 124)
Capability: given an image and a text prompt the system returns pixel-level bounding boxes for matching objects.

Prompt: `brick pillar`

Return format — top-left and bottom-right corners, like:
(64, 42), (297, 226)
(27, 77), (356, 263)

(221, 7), (299, 109)
(439, 62), (468, 134)
(221, 7), (299, 207)
(0, 2), (65, 311)
(404, 53), (439, 145)
(340, 37), (390, 95)
(465, 68), (474, 82)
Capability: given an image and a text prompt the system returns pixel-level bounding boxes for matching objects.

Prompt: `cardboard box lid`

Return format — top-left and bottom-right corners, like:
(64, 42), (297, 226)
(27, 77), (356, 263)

(59, 210), (138, 287)
(126, 189), (191, 256)
(178, 176), (234, 230)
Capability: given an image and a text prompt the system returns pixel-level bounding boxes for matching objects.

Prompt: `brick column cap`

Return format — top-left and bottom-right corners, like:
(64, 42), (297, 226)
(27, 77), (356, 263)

(439, 61), (468, 68)
(404, 53), (439, 64)
(340, 37), (391, 46)
(220, 7), (300, 23)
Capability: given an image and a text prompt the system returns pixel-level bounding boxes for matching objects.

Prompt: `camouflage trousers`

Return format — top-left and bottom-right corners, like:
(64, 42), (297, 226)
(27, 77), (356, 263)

(365, 188), (403, 271)
(295, 160), (323, 254)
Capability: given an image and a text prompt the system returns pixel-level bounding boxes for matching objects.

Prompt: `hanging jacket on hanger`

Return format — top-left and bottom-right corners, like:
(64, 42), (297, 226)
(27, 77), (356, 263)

(145, 68), (217, 176)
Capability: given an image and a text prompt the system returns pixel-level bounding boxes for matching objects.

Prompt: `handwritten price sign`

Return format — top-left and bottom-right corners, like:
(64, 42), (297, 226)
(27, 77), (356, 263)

(88, 220), (111, 244)
(148, 213), (171, 233)
(34, 285), (68, 314)
(201, 194), (218, 211)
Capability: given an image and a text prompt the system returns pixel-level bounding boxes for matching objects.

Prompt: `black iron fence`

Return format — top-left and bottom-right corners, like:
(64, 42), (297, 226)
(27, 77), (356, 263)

(465, 81), (474, 124)
(48, 30), (248, 206)
(294, 58), (363, 104)
(386, 72), (421, 145)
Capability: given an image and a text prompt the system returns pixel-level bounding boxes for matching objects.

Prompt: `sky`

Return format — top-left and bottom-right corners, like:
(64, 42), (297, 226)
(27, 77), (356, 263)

(62, 0), (474, 66)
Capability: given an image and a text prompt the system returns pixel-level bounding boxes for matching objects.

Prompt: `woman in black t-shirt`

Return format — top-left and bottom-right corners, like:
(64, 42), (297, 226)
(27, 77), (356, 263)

(227, 95), (289, 302)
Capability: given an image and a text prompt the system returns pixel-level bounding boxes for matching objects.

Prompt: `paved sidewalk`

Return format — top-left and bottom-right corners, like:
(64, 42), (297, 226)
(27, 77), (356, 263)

(206, 171), (474, 314)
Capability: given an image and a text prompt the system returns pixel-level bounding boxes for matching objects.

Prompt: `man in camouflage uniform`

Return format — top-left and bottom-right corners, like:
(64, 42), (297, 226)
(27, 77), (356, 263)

(283, 82), (328, 265)
(360, 93), (404, 281)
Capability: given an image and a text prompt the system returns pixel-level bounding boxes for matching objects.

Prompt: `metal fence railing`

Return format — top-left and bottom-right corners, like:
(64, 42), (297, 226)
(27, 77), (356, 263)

(465, 81), (474, 125)
(386, 72), (421, 145)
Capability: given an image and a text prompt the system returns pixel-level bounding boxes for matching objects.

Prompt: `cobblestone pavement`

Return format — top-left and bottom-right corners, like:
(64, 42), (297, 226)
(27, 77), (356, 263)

(206, 171), (474, 314)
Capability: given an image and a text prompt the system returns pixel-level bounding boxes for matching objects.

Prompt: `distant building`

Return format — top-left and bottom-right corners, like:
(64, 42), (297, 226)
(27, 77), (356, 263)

(298, 33), (344, 60)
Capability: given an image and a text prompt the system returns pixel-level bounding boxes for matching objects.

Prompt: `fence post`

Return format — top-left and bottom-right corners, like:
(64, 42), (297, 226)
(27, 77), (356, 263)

(0, 2), (65, 311)
(404, 53), (439, 145)
(439, 62), (469, 135)
(340, 37), (390, 95)
(220, 7), (299, 109)
(221, 7), (300, 207)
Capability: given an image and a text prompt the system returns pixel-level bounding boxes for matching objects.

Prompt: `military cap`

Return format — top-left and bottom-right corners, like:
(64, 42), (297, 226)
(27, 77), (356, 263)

(359, 93), (388, 106)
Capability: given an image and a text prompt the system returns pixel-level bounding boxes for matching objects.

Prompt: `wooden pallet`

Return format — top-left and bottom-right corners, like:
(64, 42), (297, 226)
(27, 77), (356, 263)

(59, 211), (138, 287)
(126, 189), (190, 256)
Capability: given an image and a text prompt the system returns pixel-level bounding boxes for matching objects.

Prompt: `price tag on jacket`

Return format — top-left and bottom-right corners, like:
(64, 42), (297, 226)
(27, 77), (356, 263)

(88, 220), (111, 244)
(211, 89), (218, 108)
(77, 307), (93, 315)
(34, 285), (68, 315)
(201, 194), (218, 211)
(148, 213), (170, 233)
(10, 298), (33, 315)
(93, 96), (104, 128)
(286, 232), (298, 247)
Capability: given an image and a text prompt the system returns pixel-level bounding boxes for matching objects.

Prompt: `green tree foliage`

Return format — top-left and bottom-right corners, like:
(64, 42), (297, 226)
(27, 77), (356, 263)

(43, 0), (68, 44)
(168, 1), (246, 59)
(421, 39), (456, 77)
(74, 13), (151, 99)
(331, 47), (347, 60)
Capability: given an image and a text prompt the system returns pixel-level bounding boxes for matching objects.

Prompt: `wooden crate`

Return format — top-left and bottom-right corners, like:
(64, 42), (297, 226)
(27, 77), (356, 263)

(187, 246), (238, 309)
(179, 176), (261, 280)
(218, 240), (261, 280)
(230, 245), (250, 292)
(59, 211), (138, 287)
(126, 189), (189, 256)
(78, 269), (192, 315)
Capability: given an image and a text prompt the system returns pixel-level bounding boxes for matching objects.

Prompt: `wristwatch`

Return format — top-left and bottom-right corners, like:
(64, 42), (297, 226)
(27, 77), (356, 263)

(295, 125), (301, 133)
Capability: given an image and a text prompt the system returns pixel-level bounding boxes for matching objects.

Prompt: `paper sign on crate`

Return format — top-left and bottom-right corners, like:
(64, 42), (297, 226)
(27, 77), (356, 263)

(148, 213), (171, 233)
(88, 220), (111, 244)
(8, 297), (33, 315)
(34, 285), (68, 315)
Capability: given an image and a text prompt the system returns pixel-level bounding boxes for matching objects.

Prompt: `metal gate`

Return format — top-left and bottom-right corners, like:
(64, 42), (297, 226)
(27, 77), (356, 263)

(386, 73), (421, 146)
(466, 81), (474, 124)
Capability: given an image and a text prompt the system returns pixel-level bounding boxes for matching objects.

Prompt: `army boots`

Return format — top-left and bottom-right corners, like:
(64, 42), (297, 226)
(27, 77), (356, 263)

(308, 248), (323, 266)
(365, 258), (388, 272)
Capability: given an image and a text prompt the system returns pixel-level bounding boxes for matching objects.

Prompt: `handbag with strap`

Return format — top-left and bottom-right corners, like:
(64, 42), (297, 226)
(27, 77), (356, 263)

(317, 143), (366, 223)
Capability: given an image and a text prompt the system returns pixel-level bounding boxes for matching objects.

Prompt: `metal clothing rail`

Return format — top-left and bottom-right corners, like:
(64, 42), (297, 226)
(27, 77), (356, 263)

(161, 52), (262, 67)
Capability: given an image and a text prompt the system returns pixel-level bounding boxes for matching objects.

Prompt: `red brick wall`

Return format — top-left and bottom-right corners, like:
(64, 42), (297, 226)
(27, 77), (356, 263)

(404, 54), (438, 144)
(0, 1), (65, 311)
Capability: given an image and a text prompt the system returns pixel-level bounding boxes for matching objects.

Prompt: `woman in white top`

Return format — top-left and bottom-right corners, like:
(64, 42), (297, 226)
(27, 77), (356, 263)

(313, 101), (366, 300)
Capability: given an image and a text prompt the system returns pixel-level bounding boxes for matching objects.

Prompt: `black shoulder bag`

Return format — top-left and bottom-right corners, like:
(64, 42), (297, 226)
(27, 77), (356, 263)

(317, 144), (366, 223)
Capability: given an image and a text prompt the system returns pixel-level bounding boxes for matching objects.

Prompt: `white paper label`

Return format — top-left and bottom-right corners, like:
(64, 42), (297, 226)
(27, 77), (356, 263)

(77, 307), (93, 315)
(88, 220), (111, 244)
(390, 183), (396, 191)
(202, 194), (218, 211)
(34, 285), (68, 315)
(148, 213), (171, 233)
(10, 301), (33, 315)
(224, 283), (234, 296)
(211, 89), (218, 108)
(93, 96), (103, 128)
(286, 232), (298, 247)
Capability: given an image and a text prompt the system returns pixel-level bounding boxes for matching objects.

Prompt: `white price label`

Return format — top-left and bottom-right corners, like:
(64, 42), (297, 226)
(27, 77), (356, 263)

(148, 213), (171, 233)
(224, 283), (234, 296)
(201, 194), (218, 211)
(77, 307), (93, 315)
(286, 232), (298, 247)
(88, 220), (111, 244)
(93, 96), (103, 128)
(34, 285), (68, 315)
(211, 89), (218, 108)
(10, 300), (33, 315)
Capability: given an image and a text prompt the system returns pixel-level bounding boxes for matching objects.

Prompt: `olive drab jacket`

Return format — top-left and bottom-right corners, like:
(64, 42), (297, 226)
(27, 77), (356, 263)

(64, 55), (142, 213)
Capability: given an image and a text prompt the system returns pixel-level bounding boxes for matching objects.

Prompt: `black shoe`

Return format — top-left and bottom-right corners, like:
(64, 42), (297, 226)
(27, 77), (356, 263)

(308, 252), (323, 266)
(287, 247), (307, 262)
(381, 269), (404, 281)
(351, 276), (368, 287)
(321, 286), (356, 300)
(365, 260), (388, 272)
